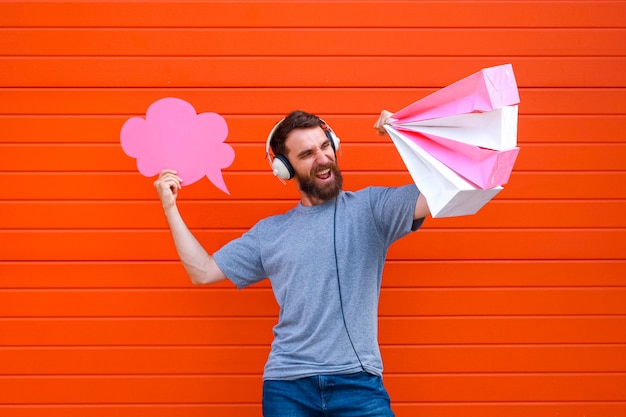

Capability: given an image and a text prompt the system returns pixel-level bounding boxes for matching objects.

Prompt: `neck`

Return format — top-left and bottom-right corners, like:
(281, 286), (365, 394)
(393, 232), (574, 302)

(300, 194), (324, 207)
(299, 190), (341, 207)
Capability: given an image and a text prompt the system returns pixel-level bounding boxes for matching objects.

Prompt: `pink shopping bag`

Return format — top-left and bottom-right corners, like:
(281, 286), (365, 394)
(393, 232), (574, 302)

(394, 105), (518, 151)
(396, 126), (520, 189)
(391, 64), (519, 125)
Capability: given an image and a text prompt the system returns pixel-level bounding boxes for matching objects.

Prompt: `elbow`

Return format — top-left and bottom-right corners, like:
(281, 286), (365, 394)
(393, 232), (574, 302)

(182, 257), (225, 286)
(188, 271), (214, 286)
(181, 263), (210, 285)
(187, 268), (226, 286)
(189, 274), (208, 286)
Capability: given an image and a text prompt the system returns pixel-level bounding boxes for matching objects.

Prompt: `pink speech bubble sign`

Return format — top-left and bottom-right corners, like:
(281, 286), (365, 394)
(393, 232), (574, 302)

(120, 97), (234, 194)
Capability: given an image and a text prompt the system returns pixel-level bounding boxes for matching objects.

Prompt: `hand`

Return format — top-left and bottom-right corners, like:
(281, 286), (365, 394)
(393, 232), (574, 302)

(373, 110), (394, 135)
(154, 169), (183, 210)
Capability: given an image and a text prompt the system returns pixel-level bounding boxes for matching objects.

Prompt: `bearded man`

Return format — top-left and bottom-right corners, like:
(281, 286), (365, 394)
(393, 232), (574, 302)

(154, 110), (429, 417)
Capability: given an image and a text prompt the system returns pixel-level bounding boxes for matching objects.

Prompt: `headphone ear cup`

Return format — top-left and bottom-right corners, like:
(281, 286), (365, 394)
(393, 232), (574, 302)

(331, 133), (340, 153)
(272, 154), (295, 180)
(324, 129), (340, 153)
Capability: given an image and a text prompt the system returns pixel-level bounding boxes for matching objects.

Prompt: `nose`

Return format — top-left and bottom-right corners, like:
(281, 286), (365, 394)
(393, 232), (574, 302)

(313, 147), (332, 165)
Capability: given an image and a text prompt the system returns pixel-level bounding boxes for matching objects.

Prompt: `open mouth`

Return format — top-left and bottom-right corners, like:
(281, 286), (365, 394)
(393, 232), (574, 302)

(315, 168), (332, 180)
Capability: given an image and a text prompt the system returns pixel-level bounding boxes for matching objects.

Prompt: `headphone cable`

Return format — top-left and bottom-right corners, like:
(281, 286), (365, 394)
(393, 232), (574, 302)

(333, 195), (365, 371)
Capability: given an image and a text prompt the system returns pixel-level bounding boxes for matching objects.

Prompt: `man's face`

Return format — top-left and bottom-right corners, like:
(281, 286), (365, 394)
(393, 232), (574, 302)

(284, 126), (343, 206)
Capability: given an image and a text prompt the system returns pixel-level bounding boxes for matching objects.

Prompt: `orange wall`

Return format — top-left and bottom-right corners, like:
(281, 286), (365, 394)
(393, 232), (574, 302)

(1, 1), (626, 416)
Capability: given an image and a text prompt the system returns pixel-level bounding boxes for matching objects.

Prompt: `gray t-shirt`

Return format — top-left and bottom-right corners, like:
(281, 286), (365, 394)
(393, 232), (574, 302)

(214, 185), (422, 380)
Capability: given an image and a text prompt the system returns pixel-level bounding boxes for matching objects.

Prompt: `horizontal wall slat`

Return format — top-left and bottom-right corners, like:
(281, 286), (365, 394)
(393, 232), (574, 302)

(0, 405), (261, 417)
(1, 229), (624, 261)
(380, 316), (626, 345)
(0, 289), (281, 318)
(3, 115), (626, 144)
(3, 57), (625, 88)
(0, 317), (276, 346)
(2, 260), (625, 289)
(383, 345), (626, 374)
(3, 345), (626, 375)
(3, 29), (625, 56)
(0, 375), (261, 404)
(2, 288), (625, 317)
(2, 89), (624, 115)
(4, 200), (625, 229)
(387, 374), (626, 402)
(381, 260), (626, 287)
(3, 316), (626, 346)
(2, 143), (625, 172)
(1, 1), (624, 28)
(392, 403), (626, 417)
(1, 172), (625, 200)
(383, 288), (626, 316)
(1, 374), (625, 403)
(0, 346), (271, 375)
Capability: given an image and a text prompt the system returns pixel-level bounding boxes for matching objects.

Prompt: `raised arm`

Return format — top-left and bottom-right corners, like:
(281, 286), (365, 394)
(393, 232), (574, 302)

(154, 169), (227, 285)
(374, 110), (430, 220)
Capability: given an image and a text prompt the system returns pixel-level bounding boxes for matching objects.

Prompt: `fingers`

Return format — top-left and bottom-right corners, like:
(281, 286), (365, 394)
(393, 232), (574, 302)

(374, 110), (394, 136)
(154, 169), (183, 189)
(154, 170), (183, 209)
(158, 168), (181, 181)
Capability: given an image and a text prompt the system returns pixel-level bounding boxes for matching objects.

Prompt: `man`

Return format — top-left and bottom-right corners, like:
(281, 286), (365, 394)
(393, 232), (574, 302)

(154, 110), (429, 416)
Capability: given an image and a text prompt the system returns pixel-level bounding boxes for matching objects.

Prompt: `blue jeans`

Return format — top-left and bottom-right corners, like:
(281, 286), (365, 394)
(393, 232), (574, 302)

(262, 372), (395, 417)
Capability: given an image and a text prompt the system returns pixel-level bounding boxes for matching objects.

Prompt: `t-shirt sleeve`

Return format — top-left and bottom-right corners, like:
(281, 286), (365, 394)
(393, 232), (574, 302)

(213, 225), (267, 289)
(369, 184), (423, 244)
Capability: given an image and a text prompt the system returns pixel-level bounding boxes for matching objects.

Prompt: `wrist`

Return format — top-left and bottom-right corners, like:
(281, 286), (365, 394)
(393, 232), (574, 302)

(162, 202), (179, 217)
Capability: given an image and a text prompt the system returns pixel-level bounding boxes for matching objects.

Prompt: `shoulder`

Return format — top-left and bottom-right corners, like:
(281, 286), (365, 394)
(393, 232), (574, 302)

(249, 203), (300, 234)
(347, 184), (419, 204)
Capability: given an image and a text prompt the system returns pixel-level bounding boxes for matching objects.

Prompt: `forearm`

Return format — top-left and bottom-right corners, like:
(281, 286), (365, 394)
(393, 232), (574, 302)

(164, 205), (226, 285)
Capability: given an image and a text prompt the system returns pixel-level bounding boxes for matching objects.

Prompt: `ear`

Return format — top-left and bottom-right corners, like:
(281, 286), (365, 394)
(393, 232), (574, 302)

(272, 153), (295, 180)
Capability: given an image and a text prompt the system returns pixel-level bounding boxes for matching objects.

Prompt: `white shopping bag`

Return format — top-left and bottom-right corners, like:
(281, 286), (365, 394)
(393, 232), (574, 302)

(394, 105), (518, 151)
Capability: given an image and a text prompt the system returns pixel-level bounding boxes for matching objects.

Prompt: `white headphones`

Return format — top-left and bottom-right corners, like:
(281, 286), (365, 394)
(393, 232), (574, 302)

(265, 117), (341, 181)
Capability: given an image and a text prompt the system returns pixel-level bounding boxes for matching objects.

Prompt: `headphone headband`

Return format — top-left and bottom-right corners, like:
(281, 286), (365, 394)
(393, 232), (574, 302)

(264, 117), (285, 159)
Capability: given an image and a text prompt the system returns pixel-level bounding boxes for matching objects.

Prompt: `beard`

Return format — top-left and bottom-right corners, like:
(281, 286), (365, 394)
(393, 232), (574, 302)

(297, 162), (343, 202)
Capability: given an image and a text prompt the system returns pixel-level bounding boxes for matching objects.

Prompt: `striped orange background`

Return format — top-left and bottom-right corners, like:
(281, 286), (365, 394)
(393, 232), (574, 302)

(1, 1), (625, 416)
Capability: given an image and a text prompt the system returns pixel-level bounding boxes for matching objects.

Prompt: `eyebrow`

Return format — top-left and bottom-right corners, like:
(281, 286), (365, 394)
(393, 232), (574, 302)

(296, 138), (331, 159)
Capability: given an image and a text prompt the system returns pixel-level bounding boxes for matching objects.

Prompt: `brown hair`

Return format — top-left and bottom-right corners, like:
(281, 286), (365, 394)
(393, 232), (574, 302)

(269, 110), (323, 156)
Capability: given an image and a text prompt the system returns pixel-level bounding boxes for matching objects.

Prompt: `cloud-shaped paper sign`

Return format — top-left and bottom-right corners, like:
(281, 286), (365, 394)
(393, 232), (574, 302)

(120, 97), (234, 194)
